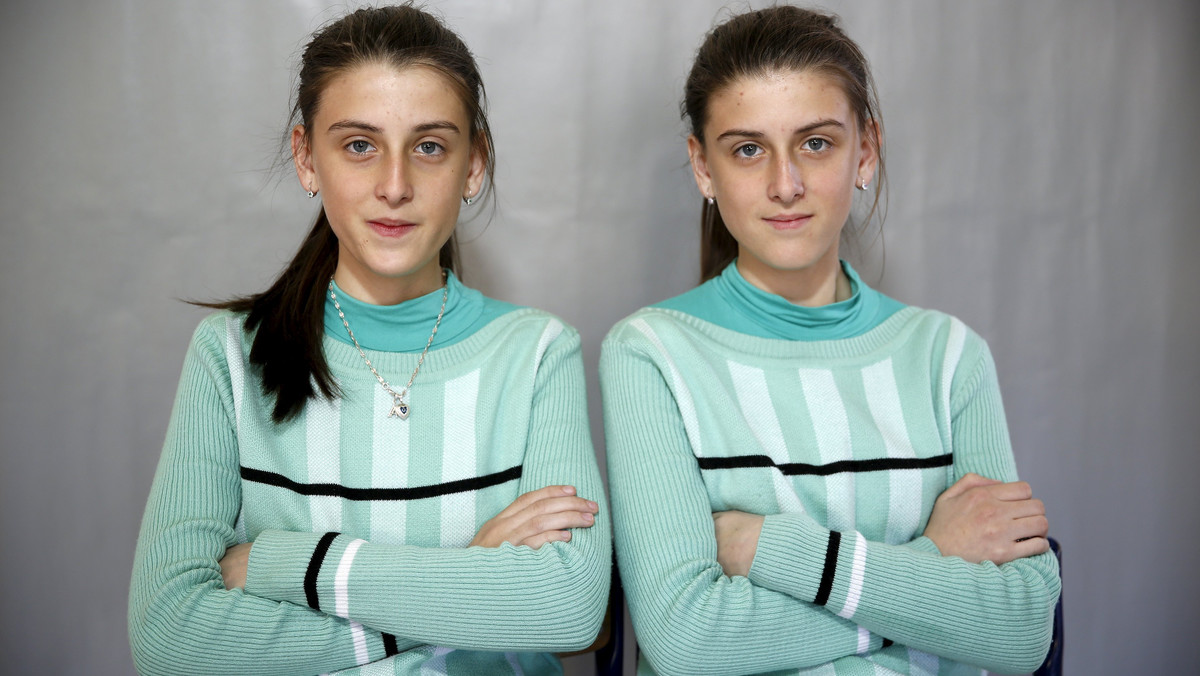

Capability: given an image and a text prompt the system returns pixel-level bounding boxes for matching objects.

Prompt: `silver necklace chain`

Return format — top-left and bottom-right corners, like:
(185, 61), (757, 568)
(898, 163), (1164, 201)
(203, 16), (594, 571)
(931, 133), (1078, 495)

(328, 273), (448, 420)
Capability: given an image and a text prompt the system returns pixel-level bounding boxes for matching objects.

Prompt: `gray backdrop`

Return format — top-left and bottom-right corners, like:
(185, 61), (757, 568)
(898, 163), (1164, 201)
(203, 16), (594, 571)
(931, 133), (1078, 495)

(2, 1), (1197, 674)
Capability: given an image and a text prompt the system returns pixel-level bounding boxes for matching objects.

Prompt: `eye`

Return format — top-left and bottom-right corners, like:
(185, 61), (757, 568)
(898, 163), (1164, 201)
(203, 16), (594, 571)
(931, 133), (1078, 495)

(416, 141), (445, 156)
(734, 143), (763, 158)
(346, 139), (374, 155)
(804, 138), (830, 152)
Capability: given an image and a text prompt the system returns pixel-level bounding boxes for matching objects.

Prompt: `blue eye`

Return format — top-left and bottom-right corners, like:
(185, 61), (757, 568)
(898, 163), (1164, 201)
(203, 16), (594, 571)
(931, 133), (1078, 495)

(805, 138), (829, 152)
(347, 140), (373, 154)
(417, 141), (444, 155)
(735, 143), (762, 158)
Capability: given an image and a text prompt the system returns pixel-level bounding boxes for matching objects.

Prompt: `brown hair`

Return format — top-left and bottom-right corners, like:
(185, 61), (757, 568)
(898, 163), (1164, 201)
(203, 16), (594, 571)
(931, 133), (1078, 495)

(205, 4), (495, 422)
(682, 6), (886, 281)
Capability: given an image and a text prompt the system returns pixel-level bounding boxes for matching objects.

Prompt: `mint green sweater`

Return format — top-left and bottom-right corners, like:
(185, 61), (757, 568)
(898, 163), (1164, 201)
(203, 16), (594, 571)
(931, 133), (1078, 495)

(129, 274), (610, 675)
(600, 262), (1059, 676)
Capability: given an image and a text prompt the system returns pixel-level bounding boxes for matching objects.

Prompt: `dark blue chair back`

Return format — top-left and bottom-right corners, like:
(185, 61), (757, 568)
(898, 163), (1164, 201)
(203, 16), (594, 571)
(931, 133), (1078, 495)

(1033, 537), (1063, 676)
(595, 558), (626, 676)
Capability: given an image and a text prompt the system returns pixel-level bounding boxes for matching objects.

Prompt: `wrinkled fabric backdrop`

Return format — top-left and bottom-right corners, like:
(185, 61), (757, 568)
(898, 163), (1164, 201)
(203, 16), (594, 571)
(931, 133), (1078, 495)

(2, 1), (1196, 674)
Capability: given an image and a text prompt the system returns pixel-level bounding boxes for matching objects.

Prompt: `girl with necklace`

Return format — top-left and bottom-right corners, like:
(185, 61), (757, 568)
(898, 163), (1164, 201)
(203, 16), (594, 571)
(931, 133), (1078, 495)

(129, 6), (608, 674)
(600, 7), (1059, 675)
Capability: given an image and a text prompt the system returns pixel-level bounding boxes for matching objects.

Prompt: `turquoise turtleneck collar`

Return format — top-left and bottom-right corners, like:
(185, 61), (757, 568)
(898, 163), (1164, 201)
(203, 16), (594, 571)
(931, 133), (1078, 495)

(323, 270), (519, 352)
(653, 259), (905, 341)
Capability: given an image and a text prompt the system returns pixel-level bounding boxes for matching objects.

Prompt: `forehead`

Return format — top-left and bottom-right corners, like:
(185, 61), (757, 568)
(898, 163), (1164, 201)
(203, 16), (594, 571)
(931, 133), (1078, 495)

(705, 70), (856, 135)
(313, 62), (469, 128)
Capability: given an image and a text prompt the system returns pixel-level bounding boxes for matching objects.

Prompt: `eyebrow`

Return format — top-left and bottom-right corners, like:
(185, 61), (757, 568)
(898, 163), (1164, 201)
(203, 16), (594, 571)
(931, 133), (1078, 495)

(325, 119), (462, 135)
(715, 118), (845, 142)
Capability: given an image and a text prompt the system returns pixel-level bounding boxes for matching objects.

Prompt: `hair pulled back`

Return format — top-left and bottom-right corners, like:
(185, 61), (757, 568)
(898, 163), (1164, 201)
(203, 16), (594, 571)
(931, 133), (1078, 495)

(683, 6), (886, 281)
(208, 4), (495, 423)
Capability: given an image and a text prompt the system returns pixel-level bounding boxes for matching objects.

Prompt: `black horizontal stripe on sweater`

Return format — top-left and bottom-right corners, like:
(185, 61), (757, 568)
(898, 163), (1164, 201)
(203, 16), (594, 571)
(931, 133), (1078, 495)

(697, 453), (952, 476)
(240, 464), (523, 501)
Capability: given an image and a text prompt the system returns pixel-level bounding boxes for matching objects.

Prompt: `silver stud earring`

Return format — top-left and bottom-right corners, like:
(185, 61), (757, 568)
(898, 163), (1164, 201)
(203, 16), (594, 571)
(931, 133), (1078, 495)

(306, 186), (316, 198)
(706, 196), (715, 206)
(857, 179), (869, 192)
(463, 194), (475, 206)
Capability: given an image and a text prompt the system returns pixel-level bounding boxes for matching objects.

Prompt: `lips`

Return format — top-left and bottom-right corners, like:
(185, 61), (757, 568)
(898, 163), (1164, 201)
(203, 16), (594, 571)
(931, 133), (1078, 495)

(368, 219), (418, 237)
(764, 214), (813, 231)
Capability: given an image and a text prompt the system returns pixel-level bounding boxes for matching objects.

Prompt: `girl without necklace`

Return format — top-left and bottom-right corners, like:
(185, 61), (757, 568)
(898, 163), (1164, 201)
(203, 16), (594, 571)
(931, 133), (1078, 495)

(128, 6), (609, 674)
(600, 7), (1059, 675)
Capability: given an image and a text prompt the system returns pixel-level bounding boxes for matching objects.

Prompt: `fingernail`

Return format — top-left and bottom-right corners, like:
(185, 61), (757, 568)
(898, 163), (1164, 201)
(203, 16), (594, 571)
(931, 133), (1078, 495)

(588, 501), (599, 511)
(562, 486), (576, 495)
(583, 512), (594, 523)
(561, 531), (572, 541)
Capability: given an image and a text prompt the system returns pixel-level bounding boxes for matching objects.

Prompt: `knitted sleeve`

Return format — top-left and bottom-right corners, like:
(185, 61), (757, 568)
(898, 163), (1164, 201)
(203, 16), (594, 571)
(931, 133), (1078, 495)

(746, 333), (1061, 674)
(600, 335), (878, 676)
(128, 317), (400, 676)
(244, 326), (611, 652)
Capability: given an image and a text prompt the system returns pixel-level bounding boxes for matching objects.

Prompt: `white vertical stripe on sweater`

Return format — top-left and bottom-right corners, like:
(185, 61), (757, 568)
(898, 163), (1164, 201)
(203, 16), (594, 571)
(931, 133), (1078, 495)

(856, 626), (871, 654)
(728, 360), (805, 514)
(862, 358), (922, 545)
(837, 532), (868, 619)
(224, 317), (245, 426)
(224, 318), (249, 543)
(372, 385), (409, 545)
(797, 368), (854, 531)
(441, 369), (479, 548)
(908, 647), (940, 675)
(631, 318), (703, 456)
(306, 392), (342, 532)
(334, 538), (365, 618)
(334, 538), (370, 665)
(940, 318), (967, 438)
(532, 319), (564, 380)
(421, 646), (454, 674)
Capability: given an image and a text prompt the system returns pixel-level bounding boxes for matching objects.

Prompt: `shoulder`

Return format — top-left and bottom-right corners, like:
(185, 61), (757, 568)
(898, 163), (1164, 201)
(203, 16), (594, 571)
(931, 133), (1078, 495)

(477, 305), (583, 357)
(890, 305), (997, 394)
(602, 305), (706, 350)
(186, 310), (249, 361)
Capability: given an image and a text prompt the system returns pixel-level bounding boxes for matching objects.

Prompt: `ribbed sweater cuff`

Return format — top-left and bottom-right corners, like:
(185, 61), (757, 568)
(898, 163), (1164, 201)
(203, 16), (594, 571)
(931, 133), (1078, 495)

(246, 529), (340, 608)
(747, 513), (831, 602)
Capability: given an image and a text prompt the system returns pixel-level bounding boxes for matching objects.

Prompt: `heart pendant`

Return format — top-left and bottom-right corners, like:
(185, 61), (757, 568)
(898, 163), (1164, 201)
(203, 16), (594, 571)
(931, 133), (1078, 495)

(389, 398), (410, 420)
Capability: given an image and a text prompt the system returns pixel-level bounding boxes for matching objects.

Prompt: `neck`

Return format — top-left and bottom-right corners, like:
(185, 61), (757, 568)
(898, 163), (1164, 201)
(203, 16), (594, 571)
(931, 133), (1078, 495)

(736, 251), (850, 307)
(333, 259), (445, 306)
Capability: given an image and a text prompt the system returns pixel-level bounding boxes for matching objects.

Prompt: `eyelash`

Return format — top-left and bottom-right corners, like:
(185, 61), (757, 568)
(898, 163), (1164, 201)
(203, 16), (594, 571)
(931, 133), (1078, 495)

(416, 141), (444, 156)
(343, 140), (446, 157)
(733, 138), (831, 159)
(735, 143), (763, 158)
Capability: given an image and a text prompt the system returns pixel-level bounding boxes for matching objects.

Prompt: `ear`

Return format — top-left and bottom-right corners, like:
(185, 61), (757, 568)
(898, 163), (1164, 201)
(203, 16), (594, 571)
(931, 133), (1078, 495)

(464, 135), (489, 199)
(291, 124), (317, 194)
(857, 118), (881, 185)
(687, 134), (715, 200)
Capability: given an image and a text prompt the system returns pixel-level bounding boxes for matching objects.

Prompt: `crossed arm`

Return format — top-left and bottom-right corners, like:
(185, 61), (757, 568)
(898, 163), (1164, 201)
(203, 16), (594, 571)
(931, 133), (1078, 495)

(600, 336), (1059, 676)
(130, 320), (609, 675)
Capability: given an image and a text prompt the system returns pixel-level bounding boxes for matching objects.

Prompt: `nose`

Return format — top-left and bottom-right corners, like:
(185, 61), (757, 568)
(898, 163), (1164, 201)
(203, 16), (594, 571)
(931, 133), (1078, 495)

(769, 154), (803, 203)
(376, 154), (412, 206)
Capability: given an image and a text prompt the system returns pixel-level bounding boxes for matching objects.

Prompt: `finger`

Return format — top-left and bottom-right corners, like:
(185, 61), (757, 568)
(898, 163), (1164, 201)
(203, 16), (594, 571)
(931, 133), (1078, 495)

(515, 510), (596, 542)
(1008, 536), (1051, 561)
(986, 481), (1034, 502)
(1009, 514), (1050, 541)
(496, 485), (579, 518)
(518, 529), (573, 550)
(513, 496), (599, 521)
(1004, 497), (1045, 519)
(941, 472), (1000, 499)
